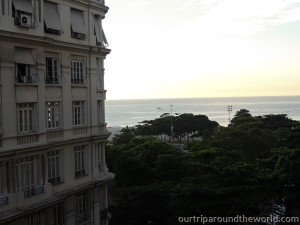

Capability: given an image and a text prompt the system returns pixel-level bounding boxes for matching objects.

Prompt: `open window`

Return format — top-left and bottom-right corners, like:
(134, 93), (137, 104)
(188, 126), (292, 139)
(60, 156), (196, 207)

(44, 1), (62, 35)
(12, 0), (34, 28)
(46, 57), (60, 84)
(94, 15), (108, 47)
(70, 8), (86, 40)
(15, 48), (38, 84)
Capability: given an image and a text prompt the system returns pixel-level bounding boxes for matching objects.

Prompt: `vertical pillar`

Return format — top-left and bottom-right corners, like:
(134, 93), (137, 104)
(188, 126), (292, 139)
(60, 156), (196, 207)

(36, 48), (47, 143)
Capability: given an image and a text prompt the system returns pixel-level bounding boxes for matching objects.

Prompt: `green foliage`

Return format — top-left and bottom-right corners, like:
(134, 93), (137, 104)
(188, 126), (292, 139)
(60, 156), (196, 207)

(106, 110), (300, 225)
(231, 109), (256, 127)
(135, 113), (219, 142)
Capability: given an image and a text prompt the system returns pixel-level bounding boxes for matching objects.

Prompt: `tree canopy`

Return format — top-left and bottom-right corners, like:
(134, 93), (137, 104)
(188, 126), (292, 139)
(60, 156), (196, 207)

(106, 110), (300, 225)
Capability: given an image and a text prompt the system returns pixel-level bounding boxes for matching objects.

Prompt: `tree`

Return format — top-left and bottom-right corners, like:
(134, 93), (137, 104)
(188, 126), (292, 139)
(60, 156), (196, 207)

(107, 110), (300, 225)
(231, 109), (255, 127)
(135, 113), (219, 142)
(258, 114), (299, 130)
(112, 126), (135, 145)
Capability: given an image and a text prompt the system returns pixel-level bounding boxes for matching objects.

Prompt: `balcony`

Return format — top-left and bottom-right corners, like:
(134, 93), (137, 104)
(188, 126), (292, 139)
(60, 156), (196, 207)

(75, 169), (86, 177)
(45, 76), (59, 85)
(47, 130), (63, 140)
(96, 89), (107, 100)
(92, 0), (105, 5)
(16, 74), (38, 84)
(24, 185), (44, 198)
(0, 196), (9, 206)
(73, 127), (88, 136)
(77, 213), (89, 224)
(48, 176), (61, 184)
(17, 134), (38, 145)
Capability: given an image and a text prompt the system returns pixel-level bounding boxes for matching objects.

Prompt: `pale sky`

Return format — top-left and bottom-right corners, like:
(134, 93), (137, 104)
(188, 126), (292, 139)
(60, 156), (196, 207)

(104, 0), (300, 100)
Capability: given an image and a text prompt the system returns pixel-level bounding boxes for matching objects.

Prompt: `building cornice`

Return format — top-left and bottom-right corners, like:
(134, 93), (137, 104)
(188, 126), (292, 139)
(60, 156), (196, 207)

(63, 0), (109, 14)
(0, 32), (111, 57)
(0, 132), (111, 157)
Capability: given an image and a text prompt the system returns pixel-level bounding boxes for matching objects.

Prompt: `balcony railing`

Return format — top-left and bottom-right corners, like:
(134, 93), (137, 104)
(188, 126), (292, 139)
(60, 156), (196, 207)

(16, 74), (38, 84)
(73, 127), (88, 136)
(93, 0), (105, 4)
(48, 176), (61, 184)
(75, 169), (86, 177)
(17, 134), (38, 145)
(45, 76), (59, 84)
(77, 213), (89, 223)
(47, 130), (63, 140)
(24, 185), (44, 198)
(0, 196), (8, 206)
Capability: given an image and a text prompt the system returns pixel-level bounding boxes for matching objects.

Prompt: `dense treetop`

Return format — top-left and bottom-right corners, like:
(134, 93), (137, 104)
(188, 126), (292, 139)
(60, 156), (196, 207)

(107, 110), (300, 225)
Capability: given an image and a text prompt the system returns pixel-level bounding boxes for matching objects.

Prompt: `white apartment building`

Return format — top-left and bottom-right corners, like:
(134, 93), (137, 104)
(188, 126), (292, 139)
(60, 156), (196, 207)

(0, 0), (113, 224)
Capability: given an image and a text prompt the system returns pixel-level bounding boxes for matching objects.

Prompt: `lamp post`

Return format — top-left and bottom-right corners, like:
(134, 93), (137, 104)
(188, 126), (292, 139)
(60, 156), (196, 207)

(157, 105), (174, 142)
(170, 105), (173, 142)
(227, 105), (232, 124)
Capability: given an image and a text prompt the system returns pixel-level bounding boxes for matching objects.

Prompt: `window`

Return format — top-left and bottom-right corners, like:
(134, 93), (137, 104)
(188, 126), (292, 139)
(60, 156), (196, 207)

(28, 212), (41, 225)
(8, 203), (64, 225)
(70, 8), (86, 40)
(15, 47), (37, 84)
(0, 161), (8, 206)
(71, 60), (84, 84)
(17, 103), (33, 133)
(49, 203), (64, 225)
(74, 145), (86, 177)
(72, 101), (85, 126)
(15, 156), (44, 197)
(46, 58), (59, 84)
(97, 100), (105, 125)
(16, 63), (37, 83)
(95, 143), (105, 170)
(46, 102), (60, 129)
(47, 151), (61, 183)
(15, 157), (34, 191)
(94, 15), (108, 47)
(12, 0), (34, 28)
(44, 1), (62, 35)
(76, 192), (89, 223)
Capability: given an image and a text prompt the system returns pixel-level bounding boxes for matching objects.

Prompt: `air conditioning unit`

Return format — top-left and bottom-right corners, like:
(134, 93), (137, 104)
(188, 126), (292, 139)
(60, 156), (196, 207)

(73, 33), (85, 40)
(20, 14), (32, 27)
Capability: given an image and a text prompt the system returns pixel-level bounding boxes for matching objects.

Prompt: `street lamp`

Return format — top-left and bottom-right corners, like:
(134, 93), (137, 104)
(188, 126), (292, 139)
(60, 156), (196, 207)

(170, 105), (173, 142)
(157, 105), (174, 142)
(227, 105), (232, 124)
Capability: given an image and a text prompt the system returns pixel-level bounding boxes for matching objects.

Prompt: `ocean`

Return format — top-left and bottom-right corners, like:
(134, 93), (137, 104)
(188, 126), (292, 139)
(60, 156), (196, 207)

(105, 96), (300, 128)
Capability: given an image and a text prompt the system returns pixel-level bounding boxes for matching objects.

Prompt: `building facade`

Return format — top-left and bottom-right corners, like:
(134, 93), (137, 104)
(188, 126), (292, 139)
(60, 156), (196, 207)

(0, 0), (113, 224)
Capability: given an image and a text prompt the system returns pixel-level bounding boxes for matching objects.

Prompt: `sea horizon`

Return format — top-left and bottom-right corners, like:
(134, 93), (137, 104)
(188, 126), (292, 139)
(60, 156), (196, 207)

(105, 95), (300, 128)
(106, 95), (300, 102)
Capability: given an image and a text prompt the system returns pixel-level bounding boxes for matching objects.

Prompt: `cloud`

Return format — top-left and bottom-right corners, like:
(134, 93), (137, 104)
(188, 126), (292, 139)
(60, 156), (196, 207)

(182, 0), (300, 36)
(179, 0), (223, 11)
(119, 0), (152, 7)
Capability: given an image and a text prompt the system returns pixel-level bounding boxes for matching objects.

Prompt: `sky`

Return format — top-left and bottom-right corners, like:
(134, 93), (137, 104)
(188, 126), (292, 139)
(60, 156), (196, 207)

(104, 0), (300, 100)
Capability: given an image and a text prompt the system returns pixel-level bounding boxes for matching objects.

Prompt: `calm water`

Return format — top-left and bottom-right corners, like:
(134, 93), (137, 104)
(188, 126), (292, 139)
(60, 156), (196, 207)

(105, 96), (300, 127)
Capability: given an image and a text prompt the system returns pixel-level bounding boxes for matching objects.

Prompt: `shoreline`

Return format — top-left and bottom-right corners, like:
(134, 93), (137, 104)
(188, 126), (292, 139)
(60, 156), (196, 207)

(107, 126), (123, 141)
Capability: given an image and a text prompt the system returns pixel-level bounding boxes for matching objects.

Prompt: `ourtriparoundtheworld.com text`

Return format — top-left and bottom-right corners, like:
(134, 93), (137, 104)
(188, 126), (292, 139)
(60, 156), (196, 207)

(178, 215), (299, 224)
